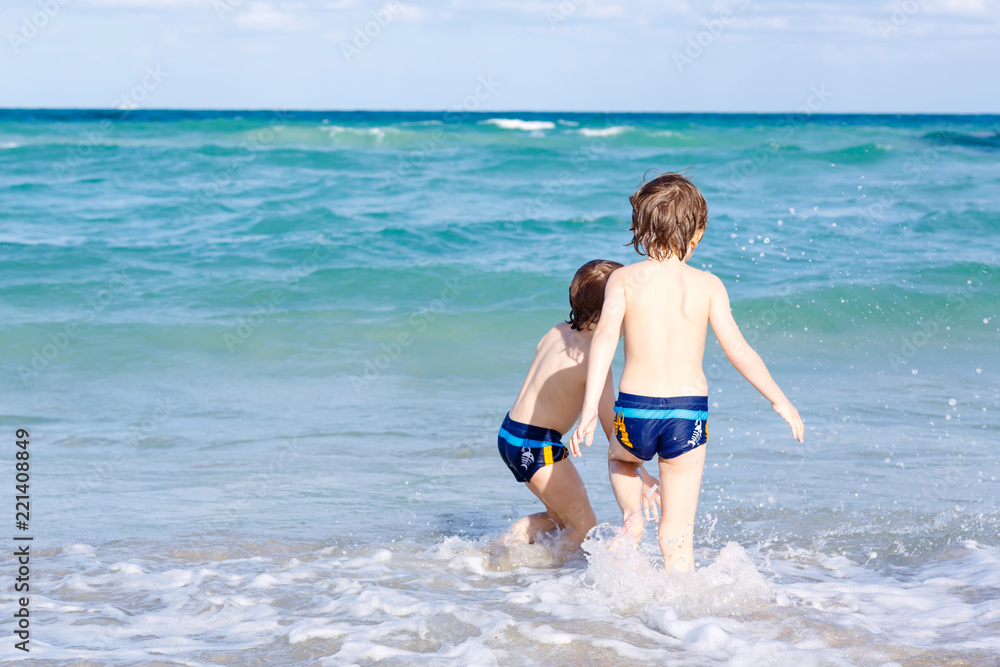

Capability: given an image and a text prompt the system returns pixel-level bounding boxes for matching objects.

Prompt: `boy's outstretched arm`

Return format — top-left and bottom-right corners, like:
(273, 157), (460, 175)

(569, 368), (616, 457)
(708, 275), (805, 443)
(570, 271), (626, 452)
(597, 368), (617, 443)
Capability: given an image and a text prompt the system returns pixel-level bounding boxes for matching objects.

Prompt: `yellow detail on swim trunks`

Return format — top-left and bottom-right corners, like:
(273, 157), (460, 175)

(614, 410), (632, 449)
(543, 446), (553, 465)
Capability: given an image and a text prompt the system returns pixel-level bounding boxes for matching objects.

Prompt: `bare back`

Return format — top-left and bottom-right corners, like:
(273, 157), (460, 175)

(508, 322), (592, 434)
(617, 258), (714, 397)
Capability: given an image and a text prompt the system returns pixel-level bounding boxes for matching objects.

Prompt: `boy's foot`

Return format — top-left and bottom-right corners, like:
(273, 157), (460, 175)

(610, 513), (644, 551)
(621, 513), (644, 544)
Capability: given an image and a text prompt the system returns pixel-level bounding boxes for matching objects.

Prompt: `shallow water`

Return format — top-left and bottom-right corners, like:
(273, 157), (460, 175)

(1, 110), (998, 665)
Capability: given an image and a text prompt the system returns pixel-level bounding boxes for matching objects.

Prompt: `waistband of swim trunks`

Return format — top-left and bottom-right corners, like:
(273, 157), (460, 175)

(615, 393), (708, 411)
(500, 413), (563, 445)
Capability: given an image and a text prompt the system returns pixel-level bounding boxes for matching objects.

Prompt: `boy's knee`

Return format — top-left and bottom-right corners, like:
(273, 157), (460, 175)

(608, 460), (642, 475)
(608, 439), (644, 464)
(567, 501), (596, 530)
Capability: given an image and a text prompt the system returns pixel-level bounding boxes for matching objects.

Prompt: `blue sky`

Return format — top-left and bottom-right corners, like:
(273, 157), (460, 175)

(1, 0), (998, 112)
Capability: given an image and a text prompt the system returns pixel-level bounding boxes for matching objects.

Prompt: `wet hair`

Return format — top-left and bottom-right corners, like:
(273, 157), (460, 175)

(627, 172), (708, 261)
(567, 259), (624, 331)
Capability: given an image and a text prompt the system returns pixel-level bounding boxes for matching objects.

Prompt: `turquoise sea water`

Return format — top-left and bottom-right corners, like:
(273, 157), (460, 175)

(1, 110), (999, 665)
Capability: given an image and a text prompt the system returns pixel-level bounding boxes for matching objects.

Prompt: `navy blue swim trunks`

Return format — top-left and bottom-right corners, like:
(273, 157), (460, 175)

(613, 393), (708, 461)
(497, 413), (567, 483)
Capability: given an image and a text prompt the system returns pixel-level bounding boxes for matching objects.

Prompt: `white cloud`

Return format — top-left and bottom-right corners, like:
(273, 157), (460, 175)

(396, 3), (426, 22)
(233, 1), (308, 30)
(584, 4), (625, 19)
(82, 0), (206, 7)
(924, 0), (996, 15)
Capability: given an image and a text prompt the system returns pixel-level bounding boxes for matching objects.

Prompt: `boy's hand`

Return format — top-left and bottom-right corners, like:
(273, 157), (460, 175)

(640, 471), (661, 522)
(569, 408), (598, 457)
(773, 400), (804, 443)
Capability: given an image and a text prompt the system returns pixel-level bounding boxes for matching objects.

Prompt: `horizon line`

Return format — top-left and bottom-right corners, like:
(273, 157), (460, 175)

(1, 107), (999, 117)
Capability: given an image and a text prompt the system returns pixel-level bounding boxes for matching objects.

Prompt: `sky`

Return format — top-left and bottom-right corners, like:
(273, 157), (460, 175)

(1, 0), (998, 112)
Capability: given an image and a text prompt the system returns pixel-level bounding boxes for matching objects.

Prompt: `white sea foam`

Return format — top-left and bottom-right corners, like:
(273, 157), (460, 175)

(481, 118), (556, 132)
(2, 535), (997, 665)
(577, 126), (629, 137)
(319, 125), (388, 144)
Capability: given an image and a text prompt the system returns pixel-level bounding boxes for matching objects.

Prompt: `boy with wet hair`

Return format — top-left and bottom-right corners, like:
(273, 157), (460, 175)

(498, 259), (660, 557)
(571, 173), (804, 572)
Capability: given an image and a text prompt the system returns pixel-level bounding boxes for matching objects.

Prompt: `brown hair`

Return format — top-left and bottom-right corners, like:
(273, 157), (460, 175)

(567, 259), (624, 331)
(627, 172), (708, 261)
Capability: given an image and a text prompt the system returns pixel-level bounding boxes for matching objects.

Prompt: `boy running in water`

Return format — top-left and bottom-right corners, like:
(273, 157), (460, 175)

(571, 173), (804, 572)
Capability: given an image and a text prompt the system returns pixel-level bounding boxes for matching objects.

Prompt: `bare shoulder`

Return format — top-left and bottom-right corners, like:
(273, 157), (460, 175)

(536, 323), (567, 350)
(526, 323), (588, 385)
(608, 261), (645, 294)
(610, 263), (640, 280)
(687, 265), (727, 292)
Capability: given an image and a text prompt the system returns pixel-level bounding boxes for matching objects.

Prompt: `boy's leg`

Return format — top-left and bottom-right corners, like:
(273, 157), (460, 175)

(657, 445), (706, 572)
(525, 457), (596, 551)
(608, 439), (646, 542)
(505, 511), (561, 545)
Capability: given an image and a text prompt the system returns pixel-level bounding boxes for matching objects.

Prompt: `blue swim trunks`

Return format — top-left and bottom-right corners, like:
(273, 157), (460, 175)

(613, 393), (708, 461)
(497, 413), (568, 483)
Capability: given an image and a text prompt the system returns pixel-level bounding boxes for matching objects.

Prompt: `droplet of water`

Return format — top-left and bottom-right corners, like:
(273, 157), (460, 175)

(949, 398), (957, 406)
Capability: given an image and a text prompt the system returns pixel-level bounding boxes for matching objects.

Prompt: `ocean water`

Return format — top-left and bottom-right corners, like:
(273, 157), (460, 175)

(1, 109), (998, 665)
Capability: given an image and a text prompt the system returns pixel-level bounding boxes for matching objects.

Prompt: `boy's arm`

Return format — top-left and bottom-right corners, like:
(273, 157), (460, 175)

(570, 271), (626, 452)
(638, 466), (661, 521)
(708, 275), (805, 443)
(571, 369), (614, 459)
(596, 368), (616, 444)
